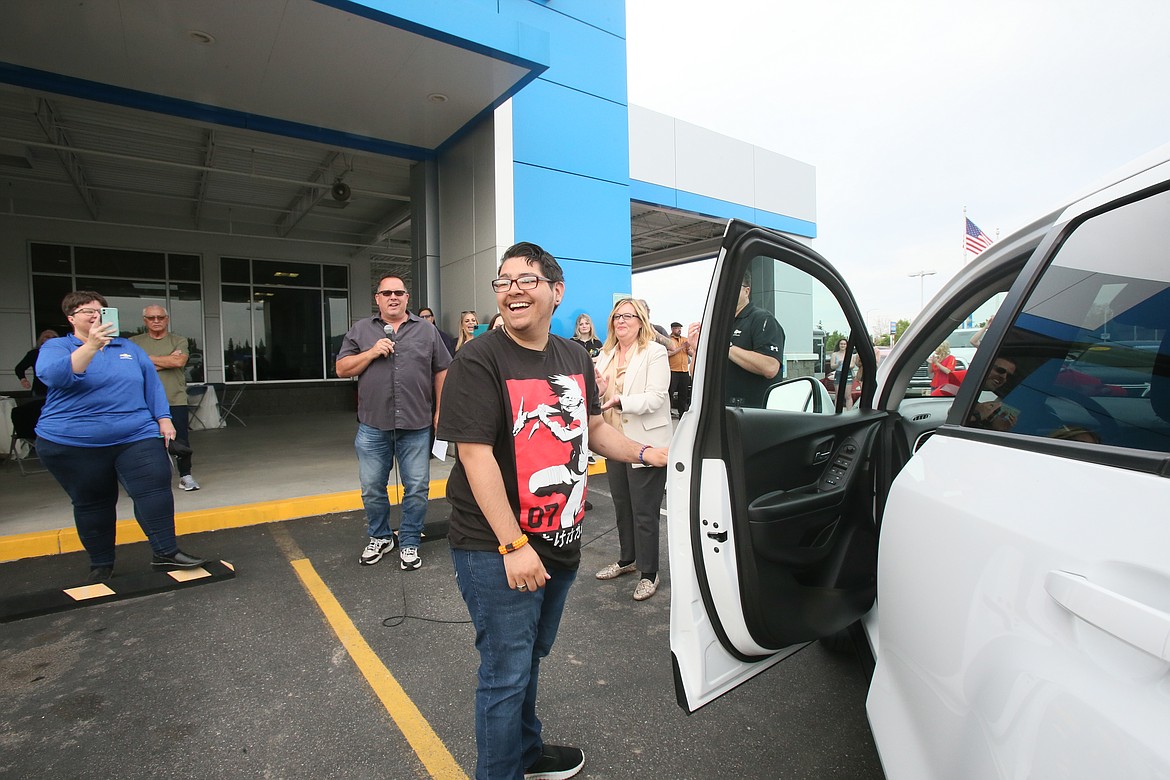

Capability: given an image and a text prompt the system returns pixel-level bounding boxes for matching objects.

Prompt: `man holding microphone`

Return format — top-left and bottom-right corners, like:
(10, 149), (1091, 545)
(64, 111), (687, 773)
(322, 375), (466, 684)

(336, 274), (450, 570)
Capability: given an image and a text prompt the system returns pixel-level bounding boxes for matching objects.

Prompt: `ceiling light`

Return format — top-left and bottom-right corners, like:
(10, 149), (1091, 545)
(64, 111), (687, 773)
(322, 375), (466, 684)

(427, 93), (448, 104)
(188, 30), (215, 45)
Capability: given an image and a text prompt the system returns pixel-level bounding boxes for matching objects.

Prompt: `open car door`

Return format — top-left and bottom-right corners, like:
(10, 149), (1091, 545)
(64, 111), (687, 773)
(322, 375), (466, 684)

(668, 220), (882, 713)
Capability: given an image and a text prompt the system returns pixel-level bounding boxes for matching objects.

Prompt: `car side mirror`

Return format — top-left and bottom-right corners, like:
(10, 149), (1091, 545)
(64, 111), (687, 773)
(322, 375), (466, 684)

(764, 376), (833, 414)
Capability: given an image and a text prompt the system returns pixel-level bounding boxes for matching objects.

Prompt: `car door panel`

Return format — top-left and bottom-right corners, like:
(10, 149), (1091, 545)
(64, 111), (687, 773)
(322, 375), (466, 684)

(869, 435), (1170, 779)
(669, 221), (880, 713)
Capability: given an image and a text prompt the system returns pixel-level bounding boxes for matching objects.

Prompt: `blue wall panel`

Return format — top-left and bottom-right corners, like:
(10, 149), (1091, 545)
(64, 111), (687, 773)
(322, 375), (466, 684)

(513, 163), (631, 264)
(506, 2), (627, 103)
(512, 79), (629, 185)
(518, 0), (626, 38)
(629, 180), (678, 211)
(554, 260), (632, 339)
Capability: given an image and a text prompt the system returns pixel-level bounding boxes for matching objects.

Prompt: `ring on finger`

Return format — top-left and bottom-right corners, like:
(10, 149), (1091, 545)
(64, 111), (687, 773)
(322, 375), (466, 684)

(517, 583), (528, 592)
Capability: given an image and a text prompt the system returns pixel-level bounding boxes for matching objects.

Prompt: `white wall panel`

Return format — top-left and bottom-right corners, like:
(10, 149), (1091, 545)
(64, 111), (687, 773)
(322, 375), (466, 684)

(755, 149), (817, 223)
(674, 122), (755, 206)
(628, 105), (676, 188)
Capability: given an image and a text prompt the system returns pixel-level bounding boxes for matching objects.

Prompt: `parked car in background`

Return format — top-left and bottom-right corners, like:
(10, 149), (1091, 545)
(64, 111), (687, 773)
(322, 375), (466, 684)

(668, 144), (1170, 778)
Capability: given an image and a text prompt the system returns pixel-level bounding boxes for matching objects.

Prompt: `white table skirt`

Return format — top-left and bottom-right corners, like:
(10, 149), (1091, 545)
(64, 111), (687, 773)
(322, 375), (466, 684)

(188, 385), (223, 430)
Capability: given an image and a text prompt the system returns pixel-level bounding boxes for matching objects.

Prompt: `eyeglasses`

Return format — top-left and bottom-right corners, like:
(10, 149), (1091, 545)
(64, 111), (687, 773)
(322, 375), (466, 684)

(376, 289), (408, 298)
(612, 313), (640, 322)
(71, 308), (101, 317)
(144, 315), (168, 321)
(420, 313), (434, 319)
(491, 275), (551, 293)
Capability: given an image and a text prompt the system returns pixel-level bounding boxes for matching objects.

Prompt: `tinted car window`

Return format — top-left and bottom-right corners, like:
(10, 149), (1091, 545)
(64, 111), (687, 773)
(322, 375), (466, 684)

(964, 188), (1170, 454)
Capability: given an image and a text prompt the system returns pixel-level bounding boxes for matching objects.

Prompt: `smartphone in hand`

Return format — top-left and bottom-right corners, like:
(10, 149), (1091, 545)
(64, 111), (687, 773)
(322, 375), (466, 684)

(100, 307), (120, 336)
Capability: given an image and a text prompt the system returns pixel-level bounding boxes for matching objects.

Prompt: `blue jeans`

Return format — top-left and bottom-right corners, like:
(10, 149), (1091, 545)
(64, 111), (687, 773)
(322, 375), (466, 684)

(37, 436), (179, 568)
(354, 423), (430, 548)
(451, 548), (577, 780)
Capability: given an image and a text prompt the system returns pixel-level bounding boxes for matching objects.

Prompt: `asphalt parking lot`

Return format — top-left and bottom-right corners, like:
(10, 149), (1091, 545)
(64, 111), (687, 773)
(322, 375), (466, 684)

(0, 480), (884, 779)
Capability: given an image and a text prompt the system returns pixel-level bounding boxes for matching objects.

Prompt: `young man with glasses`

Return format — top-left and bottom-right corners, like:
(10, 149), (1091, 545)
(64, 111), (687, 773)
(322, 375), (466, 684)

(337, 274), (451, 569)
(131, 304), (199, 490)
(438, 242), (668, 780)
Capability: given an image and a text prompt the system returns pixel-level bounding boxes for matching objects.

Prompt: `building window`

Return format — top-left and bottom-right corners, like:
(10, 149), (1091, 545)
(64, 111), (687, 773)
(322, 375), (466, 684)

(30, 243), (205, 382)
(220, 258), (349, 382)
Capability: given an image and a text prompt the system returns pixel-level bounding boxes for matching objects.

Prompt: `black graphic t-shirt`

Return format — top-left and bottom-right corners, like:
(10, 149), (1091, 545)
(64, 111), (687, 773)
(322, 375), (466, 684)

(437, 329), (601, 570)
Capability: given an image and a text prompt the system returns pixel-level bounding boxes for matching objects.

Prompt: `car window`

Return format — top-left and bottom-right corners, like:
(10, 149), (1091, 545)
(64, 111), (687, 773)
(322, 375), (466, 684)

(906, 312), (1005, 399)
(725, 255), (853, 412)
(963, 187), (1170, 454)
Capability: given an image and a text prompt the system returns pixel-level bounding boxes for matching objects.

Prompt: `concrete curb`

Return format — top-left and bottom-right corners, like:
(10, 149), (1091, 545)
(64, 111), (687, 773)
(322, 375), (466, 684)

(1, 461), (609, 563)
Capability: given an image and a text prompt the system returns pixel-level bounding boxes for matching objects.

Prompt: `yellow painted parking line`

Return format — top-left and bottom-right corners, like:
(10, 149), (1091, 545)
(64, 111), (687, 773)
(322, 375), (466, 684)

(290, 557), (467, 780)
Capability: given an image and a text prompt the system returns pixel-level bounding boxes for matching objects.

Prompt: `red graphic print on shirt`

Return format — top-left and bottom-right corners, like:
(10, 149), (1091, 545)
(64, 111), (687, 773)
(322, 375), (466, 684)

(507, 373), (590, 540)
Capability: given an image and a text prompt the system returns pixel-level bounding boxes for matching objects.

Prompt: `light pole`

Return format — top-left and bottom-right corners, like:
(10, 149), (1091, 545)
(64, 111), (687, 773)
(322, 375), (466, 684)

(908, 270), (937, 312)
(865, 309), (884, 342)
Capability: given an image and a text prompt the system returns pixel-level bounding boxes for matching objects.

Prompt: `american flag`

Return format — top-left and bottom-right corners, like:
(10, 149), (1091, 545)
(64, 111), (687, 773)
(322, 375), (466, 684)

(965, 218), (993, 255)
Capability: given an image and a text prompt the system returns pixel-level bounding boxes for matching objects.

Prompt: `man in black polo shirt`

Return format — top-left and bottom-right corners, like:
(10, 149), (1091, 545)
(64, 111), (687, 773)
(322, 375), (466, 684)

(726, 271), (784, 407)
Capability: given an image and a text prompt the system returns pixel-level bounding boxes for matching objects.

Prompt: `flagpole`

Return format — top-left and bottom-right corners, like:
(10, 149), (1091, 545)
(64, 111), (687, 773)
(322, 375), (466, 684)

(962, 206), (969, 265)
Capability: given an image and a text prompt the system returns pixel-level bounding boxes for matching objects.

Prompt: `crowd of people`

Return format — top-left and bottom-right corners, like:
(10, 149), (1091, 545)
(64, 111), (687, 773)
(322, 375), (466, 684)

(14, 253), (712, 780)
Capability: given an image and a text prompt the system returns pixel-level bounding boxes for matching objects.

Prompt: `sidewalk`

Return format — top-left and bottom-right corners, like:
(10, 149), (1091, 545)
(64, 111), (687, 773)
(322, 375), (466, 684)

(0, 411), (456, 562)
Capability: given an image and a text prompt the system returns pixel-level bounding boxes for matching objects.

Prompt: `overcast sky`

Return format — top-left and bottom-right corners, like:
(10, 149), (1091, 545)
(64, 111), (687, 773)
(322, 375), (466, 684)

(627, 0), (1170, 334)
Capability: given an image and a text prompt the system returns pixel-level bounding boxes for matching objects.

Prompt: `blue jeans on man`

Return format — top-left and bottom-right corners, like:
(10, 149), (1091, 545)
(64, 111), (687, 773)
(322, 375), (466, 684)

(354, 423), (430, 547)
(450, 547), (577, 780)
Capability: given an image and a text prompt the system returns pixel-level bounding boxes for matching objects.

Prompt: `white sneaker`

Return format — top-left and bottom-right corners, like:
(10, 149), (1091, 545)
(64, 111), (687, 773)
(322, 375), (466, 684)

(360, 536), (394, 565)
(399, 545), (421, 571)
(179, 475), (201, 491)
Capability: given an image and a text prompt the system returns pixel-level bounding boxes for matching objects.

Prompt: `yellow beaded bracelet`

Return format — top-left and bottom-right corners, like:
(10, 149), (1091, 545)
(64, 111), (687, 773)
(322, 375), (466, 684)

(498, 534), (529, 555)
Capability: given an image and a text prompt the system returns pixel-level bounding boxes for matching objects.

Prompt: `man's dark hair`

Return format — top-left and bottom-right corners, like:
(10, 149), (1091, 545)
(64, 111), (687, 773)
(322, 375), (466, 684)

(375, 273), (406, 291)
(61, 290), (108, 316)
(419, 307), (435, 317)
(500, 242), (564, 284)
(742, 271), (752, 288)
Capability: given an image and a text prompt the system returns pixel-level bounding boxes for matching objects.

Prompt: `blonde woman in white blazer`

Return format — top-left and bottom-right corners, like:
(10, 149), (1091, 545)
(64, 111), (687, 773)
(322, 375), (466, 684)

(593, 298), (671, 601)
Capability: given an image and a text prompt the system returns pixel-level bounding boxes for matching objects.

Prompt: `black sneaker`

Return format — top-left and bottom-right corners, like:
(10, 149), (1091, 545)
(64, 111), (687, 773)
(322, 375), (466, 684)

(524, 745), (584, 780)
(88, 566), (113, 584)
(151, 550), (208, 570)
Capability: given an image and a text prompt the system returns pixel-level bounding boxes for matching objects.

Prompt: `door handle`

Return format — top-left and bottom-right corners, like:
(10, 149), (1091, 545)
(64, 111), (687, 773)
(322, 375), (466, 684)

(812, 449), (832, 465)
(1045, 570), (1170, 662)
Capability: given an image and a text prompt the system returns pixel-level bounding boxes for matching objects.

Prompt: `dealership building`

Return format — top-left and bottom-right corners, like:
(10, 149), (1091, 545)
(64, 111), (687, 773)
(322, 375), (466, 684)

(0, 1), (815, 413)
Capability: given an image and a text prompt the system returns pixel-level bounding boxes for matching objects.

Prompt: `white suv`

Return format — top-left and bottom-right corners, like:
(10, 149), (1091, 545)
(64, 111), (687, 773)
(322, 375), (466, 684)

(668, 145), (1170, 778)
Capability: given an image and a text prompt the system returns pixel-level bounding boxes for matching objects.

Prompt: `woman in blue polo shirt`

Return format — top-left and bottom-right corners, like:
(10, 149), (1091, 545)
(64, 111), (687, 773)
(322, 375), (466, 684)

(35, 290), (207, 583)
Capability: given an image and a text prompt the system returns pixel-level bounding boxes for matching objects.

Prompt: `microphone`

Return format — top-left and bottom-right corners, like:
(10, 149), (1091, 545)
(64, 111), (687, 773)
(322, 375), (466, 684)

(384, 324), (396, 358)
